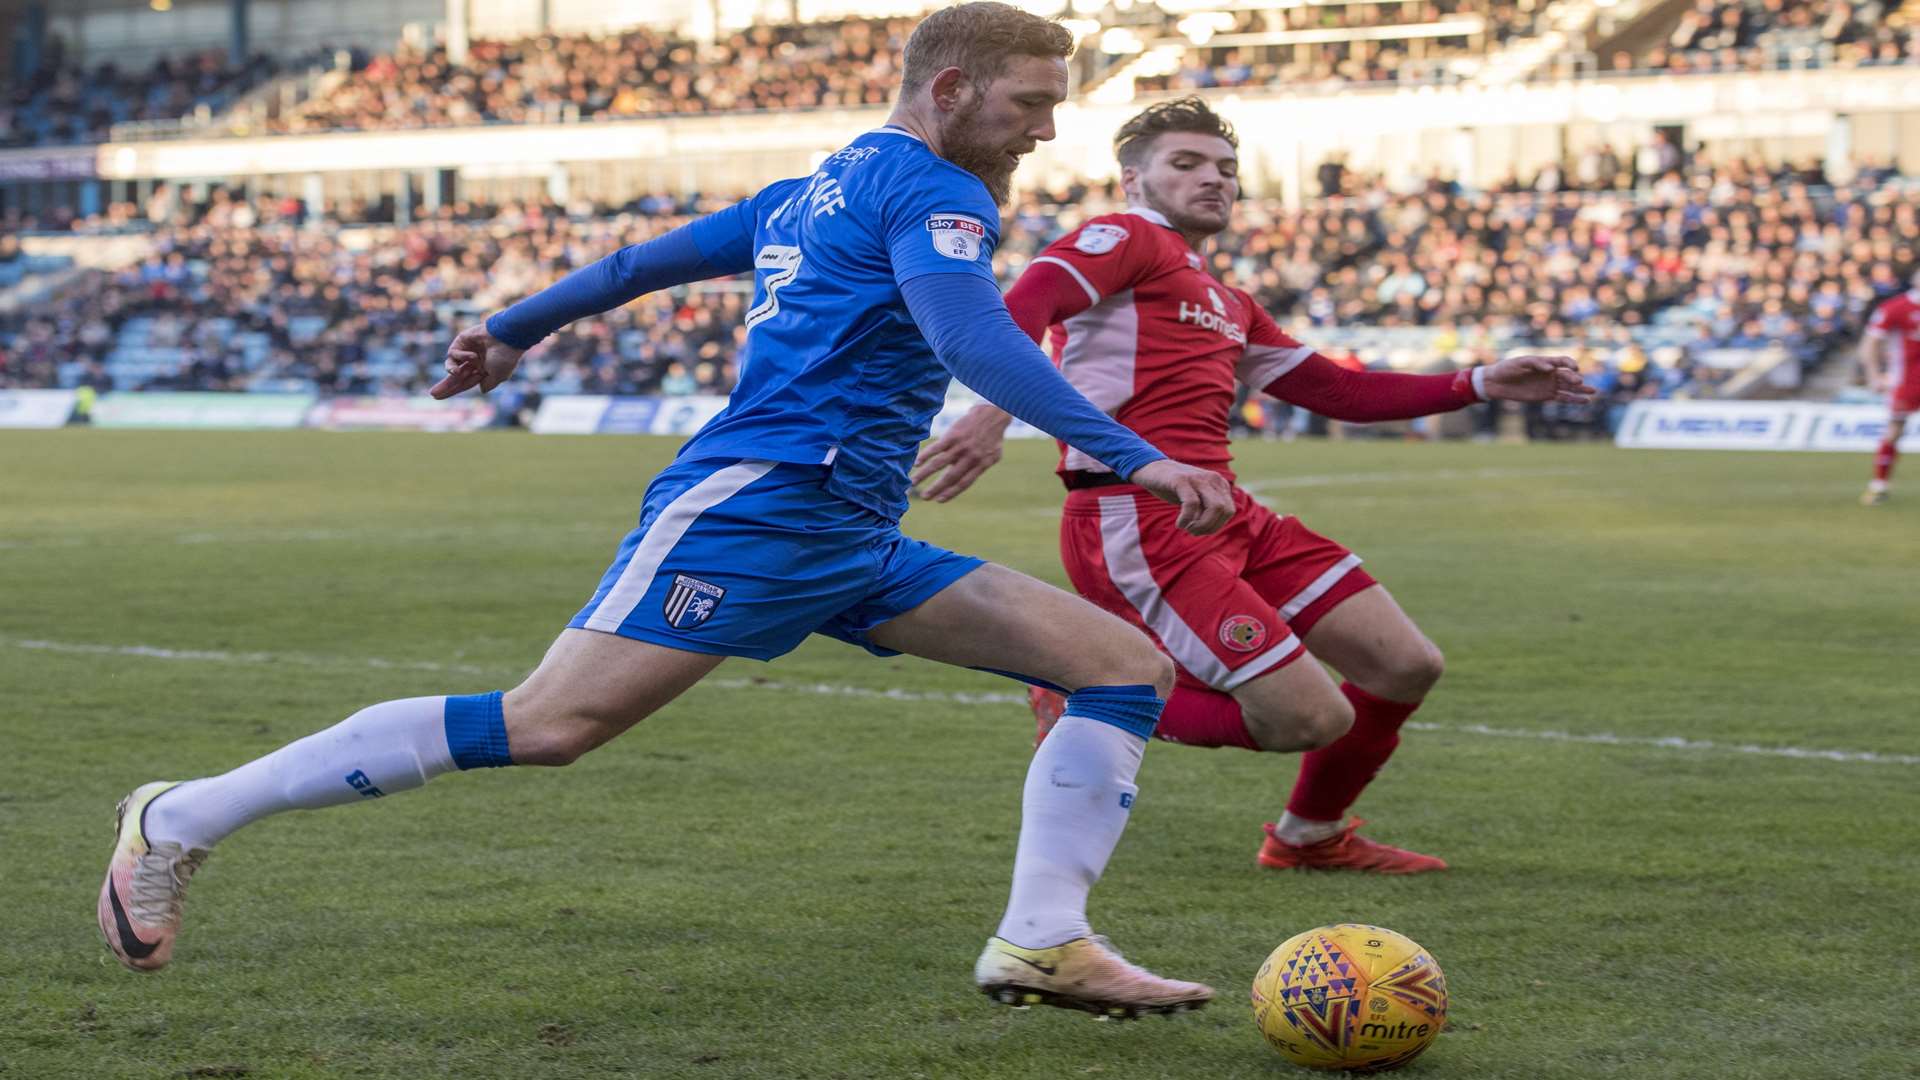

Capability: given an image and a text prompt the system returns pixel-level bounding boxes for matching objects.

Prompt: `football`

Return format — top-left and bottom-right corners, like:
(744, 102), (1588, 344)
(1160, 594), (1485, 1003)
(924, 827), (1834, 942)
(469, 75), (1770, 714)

(1251, 924), (1448, 1073)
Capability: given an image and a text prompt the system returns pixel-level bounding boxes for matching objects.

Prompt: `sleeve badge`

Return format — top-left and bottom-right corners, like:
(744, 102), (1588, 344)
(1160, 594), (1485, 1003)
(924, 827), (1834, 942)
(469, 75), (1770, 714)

(1073, 223), (1130, 255)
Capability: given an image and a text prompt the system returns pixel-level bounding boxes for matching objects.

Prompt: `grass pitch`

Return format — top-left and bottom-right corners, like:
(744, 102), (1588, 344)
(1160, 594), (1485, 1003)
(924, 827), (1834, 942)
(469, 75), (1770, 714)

(3, 429), (1916, 1080)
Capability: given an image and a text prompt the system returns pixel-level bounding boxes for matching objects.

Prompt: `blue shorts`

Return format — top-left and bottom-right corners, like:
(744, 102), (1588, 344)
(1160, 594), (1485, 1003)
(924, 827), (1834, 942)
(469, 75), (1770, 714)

(568, 458), (984, 661)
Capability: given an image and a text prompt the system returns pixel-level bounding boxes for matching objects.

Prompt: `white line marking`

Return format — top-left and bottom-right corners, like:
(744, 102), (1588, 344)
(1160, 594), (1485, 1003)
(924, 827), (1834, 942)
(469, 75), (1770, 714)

(1242, 466), (1596, 492)
(0, 522), (606, 551)
(1403, 721), (1920, 766)
(8, 638), (490, 676)
(9, 637), (1917, 766)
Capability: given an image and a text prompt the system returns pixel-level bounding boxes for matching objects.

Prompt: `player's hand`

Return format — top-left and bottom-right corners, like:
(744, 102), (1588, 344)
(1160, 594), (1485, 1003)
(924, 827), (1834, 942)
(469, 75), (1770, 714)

(1480, 355), (1596, 404)
(911, 405), (1012, 502)
(1129, 459), (1235, 535)
(431, 322), (526, 399)
(1868, 373), (1891, 395)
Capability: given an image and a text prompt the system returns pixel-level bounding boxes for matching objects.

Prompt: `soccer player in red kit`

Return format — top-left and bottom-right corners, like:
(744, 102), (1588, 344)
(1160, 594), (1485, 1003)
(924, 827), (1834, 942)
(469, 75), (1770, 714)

(914, 98), (1593, 873)
(1859, 269), (1920, 506)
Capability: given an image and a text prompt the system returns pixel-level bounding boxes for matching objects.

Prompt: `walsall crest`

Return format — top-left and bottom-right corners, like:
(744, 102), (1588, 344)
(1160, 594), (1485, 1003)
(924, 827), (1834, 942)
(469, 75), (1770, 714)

(663, 574), (726, 629)
(1220, 614), (1267, 653)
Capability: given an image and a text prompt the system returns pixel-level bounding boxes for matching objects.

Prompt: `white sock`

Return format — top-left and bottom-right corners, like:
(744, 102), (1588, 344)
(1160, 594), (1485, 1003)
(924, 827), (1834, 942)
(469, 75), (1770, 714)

(1274, 810), (1345, 846)
(994, 714), (1145, 949)
(146, 696), (458, 850)
(1869, 478), (1889, 493)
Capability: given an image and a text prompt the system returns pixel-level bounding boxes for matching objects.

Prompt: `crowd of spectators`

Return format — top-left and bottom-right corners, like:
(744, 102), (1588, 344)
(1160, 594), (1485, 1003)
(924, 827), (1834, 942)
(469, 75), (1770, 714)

(1610, 0), (1918, 76)
(0, 190), (746, 400)
(3, 153), (1913, 430)
(0, 48), (310, 147)
(272, 19), (913, 133)
(1135, 0), (1526, 91)
(1137, 0), (1917, 91)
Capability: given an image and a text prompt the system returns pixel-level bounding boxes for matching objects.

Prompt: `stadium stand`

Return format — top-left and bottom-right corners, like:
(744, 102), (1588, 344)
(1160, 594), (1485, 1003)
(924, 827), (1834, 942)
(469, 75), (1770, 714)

(1626, 0), (1918, 74)
(4, 151), (1911, 421)
(0, 48), (321, 147)
(268, 19), (917, 133)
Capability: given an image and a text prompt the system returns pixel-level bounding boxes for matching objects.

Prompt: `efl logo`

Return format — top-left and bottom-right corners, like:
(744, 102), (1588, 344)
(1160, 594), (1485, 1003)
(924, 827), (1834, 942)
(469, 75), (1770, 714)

(927, 215), (986, 261)
(1074, 223), (1128, 255)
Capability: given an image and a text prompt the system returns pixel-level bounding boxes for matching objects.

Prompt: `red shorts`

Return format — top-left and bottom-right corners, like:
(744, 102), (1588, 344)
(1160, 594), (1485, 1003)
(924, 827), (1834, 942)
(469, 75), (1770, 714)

(1893, 382), (1920, 415)
(1060, 485), (1376, 692)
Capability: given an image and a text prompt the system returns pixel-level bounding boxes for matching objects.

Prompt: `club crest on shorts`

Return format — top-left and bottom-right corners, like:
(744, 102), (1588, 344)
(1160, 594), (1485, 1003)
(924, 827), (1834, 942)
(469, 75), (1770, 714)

(663, 574), (726, 629)
(1220, 614), (1268, 653)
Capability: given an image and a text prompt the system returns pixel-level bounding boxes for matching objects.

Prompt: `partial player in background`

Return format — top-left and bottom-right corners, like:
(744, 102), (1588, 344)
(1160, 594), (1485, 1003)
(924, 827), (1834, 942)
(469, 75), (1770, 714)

(97, 4), (1234, 1020)
(1859, 268), (1920, 506)
(914, 97), (1592, 874)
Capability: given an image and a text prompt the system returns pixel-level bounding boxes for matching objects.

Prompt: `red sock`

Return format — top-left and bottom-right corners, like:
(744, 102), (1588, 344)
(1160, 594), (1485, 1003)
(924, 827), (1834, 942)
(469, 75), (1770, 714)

(1874, 437), (1898, 483)
(1285, 683), (1421, 821)
(1153, 685), (1260, 749)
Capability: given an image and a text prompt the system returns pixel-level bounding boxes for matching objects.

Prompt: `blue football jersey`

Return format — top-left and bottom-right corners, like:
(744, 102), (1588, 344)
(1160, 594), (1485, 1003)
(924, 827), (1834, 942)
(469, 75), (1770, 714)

(673, 127), (1002, 520)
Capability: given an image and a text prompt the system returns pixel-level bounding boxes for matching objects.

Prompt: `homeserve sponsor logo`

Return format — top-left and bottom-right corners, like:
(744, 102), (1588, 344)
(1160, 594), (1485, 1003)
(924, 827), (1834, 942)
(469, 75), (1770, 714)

(1177, 288), (1247, 345)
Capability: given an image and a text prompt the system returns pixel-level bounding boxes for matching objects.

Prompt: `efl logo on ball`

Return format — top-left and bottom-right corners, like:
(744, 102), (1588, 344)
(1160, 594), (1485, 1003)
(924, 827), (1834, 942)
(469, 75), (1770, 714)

(1219, 614), (1267, 652)
(1251, 923), (1448, 1073)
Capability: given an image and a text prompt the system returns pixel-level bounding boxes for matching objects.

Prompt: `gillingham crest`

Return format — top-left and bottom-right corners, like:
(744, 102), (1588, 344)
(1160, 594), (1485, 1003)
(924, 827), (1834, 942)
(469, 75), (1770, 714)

(663, 574), (726, 629)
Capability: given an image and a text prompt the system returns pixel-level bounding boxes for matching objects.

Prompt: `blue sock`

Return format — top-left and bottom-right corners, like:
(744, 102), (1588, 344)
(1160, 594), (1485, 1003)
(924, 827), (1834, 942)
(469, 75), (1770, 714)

(1063, 684), (1164, 740)
(444, 691), (513, 769)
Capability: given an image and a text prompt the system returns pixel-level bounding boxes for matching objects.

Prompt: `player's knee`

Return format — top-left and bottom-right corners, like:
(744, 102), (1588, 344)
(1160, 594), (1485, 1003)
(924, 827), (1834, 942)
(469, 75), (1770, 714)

(1134, 648), (1177, 699)
(1243, 694), (1353, 753)
(1390, 641), (1445, 700)
(501, 690), (619, 767)
(1084, 632), (1174, 698)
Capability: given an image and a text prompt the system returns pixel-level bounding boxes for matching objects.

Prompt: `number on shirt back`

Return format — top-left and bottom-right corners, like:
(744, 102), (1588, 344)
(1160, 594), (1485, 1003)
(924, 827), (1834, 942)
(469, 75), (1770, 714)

(745, 244), (804, 330)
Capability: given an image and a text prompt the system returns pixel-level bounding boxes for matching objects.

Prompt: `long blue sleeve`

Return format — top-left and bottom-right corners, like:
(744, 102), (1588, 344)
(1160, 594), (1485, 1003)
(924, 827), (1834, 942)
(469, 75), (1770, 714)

(486, 199), (758, 350)
(900, 274), (1166, 480)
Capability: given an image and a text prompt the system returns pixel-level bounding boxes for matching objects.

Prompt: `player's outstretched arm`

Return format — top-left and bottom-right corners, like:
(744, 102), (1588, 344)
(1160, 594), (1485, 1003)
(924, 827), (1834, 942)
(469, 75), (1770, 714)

(902, 273), (1232, 534)
(431, 322), (527, 398)
(911, 404), (1011, 502)
(910, 249), (1114, 501)
(1478, 354), (1597, 403)
(1860, 325), (1890, 394)
(432, 200), (759, 398)
(1257, 350), (1593, 423)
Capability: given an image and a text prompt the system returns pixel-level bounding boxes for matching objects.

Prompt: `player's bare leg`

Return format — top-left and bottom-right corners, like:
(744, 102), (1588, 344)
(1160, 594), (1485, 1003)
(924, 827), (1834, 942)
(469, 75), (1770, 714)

(1863, 409), (1907, 505)
(1255, 585), (1447, 874)
(868, 563), (1215, 1019)
(100, 631), (721, 971)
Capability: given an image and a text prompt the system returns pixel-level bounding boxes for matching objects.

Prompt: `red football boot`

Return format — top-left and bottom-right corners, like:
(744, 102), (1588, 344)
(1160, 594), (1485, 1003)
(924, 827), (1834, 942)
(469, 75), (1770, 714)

(1257, 818), (1448, 875)
(1029, 686), (1068, 749)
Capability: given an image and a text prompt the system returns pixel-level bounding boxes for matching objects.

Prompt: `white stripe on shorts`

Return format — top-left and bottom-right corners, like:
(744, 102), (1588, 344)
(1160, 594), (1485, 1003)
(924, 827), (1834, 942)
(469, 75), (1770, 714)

(581, 460), (777, 634)
(1097, 495), (1300, 692)
(1277, 553), (1364, 621)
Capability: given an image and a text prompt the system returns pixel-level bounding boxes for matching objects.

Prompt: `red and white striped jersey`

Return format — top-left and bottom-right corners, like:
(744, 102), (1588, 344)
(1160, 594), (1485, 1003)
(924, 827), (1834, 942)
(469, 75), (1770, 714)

(1866, 289), (1920, 390)
(1022, 207), (1312, 478)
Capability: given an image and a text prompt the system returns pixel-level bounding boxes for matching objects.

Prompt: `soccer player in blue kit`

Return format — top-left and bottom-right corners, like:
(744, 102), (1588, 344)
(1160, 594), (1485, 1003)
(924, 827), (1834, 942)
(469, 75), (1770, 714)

(97, 3), (1236, 1018)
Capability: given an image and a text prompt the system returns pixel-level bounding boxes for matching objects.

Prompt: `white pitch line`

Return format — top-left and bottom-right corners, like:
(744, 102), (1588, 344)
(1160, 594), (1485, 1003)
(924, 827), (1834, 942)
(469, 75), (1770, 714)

(1402, 721), (1920, 766)
(1241, 465), (1596, 493)
(8, 637), (1917, 766)
(8, 638), (491, 677)
(0, 521), (608, 551)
